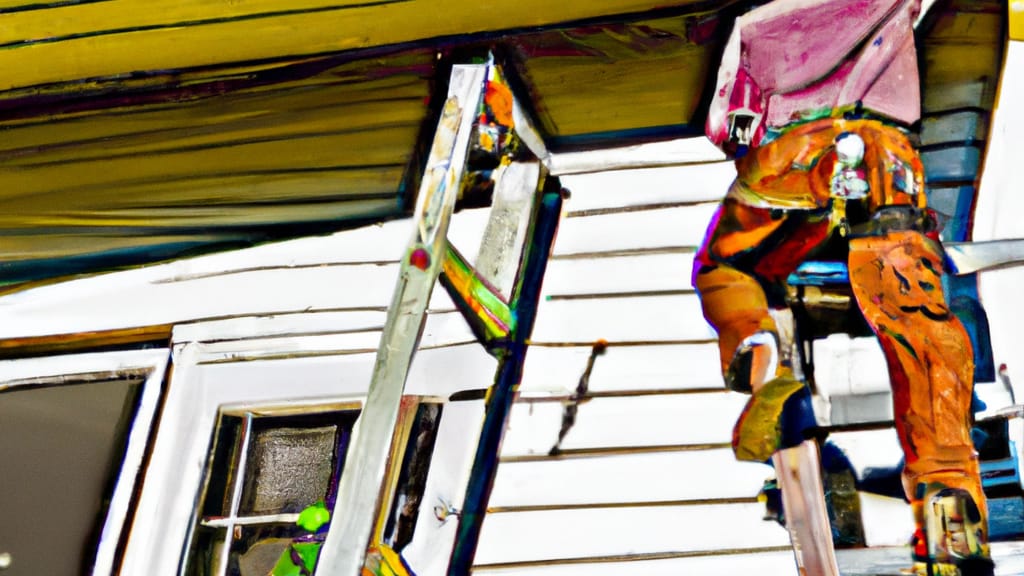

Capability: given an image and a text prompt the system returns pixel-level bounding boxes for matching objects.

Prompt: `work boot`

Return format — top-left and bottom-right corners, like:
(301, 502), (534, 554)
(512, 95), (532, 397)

(911, 488), (994, 576)
(732, 375), (806, 462)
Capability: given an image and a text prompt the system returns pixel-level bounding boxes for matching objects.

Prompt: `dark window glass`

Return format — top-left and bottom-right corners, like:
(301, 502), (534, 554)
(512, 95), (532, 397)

(186, 409), (358, 576)
(0, 378), (142, 576)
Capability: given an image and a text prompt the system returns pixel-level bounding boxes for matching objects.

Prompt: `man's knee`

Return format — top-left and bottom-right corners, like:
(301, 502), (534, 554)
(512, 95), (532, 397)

(694, 264), (781, 390)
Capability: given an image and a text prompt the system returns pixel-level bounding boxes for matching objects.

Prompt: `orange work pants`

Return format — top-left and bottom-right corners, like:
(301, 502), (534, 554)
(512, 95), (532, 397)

(694, 118), (985, 524)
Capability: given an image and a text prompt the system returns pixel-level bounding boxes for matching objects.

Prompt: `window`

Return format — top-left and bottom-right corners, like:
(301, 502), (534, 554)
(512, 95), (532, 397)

(0, 377), (143, 575)
(0, 350), (166, 576)
(185, 406), (359, 576)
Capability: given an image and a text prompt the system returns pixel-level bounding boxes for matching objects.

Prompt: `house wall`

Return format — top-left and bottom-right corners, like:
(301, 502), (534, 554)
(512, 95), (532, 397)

(1, 35), (1022, 566)
(470, 161), (800, 575)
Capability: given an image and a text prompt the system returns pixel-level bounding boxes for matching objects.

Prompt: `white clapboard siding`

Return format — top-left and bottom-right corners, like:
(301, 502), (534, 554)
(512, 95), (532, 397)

(191, 341), (494, 400)
(473, 549), (797, 576)
(175, 310), (475, 361)
(489, 449), (771, 508)
(141, 218), (410, 280)
(473, 503), (791, 566)
(541, 252), (696, 296)
(0, 203), (496, 340)
(519, 342), (725, 395)
(546, 137), (727, 175)
(0, 262), (399, 339)
(159, 197), (492, 278)
(193, 331), (384, 362)
(404, 343), (498, 398)
(173, 310), (387, 343)
(477, 157), (796, 574)
(551, 204), (718, 257)
(558, 162), (733, 212)
(530, 294), (715, 344)
(475, 150), (802, 569)
(499, 393), (748, 457)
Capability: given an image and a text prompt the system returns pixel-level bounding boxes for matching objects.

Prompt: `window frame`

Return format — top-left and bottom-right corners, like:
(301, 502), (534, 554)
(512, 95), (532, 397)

(186, 403), (361, 575)
(120, 342), (374, 576)
(0, 348), (169, 576)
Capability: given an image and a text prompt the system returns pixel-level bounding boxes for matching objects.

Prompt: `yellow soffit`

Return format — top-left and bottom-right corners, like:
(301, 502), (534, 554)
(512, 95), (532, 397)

(1012, 0), (1024, 41)
(0, 0), (712, 93)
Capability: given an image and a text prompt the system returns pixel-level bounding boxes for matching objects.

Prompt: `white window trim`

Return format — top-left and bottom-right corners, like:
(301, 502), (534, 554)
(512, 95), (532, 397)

(0, 348), (170, 576)
(191, 404), (360, 575)
(120, 342), (372, 576)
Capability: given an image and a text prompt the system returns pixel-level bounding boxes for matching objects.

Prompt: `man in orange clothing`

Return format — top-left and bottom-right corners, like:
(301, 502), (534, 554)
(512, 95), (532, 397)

(693, 1), (993, 573)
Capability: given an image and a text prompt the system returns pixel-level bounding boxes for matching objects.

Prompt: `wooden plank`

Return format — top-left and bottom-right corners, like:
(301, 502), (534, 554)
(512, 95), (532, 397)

(500, 392), (748, 457)
(0, 0), (714, 93)
(152, 218), (410, 276)
(473, 503), (791, 565)
(0, 86), (425, 169)
(472, 549), (797, 575)
(0, 231), (252, 262)
(519, 342), (725, 395)
(514, 17), (710, 137)
(0, 55), (430, 278)
(193, 331), (383, 363)
(0, 62), (427, 137)
(0, 196), (499, 341)
(546, 137), (727, 175)
(0, 129), (415, 218)
(0, 324), (172, 359)
(192, 339), (491, 396)
(920, 9), (1004, 92)
(0, 262), (402, 339)
(921, 146), (982, 184)
(928, 185), (974, 241)
(530, 294), (715, 344)
(541, 253), (695, 297)
(489, 449), (771, 507)
(559, 162), (732, 213)
(920, 110), (985, 147)
(922, 80), (987, 112)
(172, 310), (386, 343)
(551, 204), (718, 257)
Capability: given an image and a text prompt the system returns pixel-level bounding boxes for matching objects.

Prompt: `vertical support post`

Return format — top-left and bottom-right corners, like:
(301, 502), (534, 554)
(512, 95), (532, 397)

(315, 63), (488, 576)
(447, 179), (563, 576)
